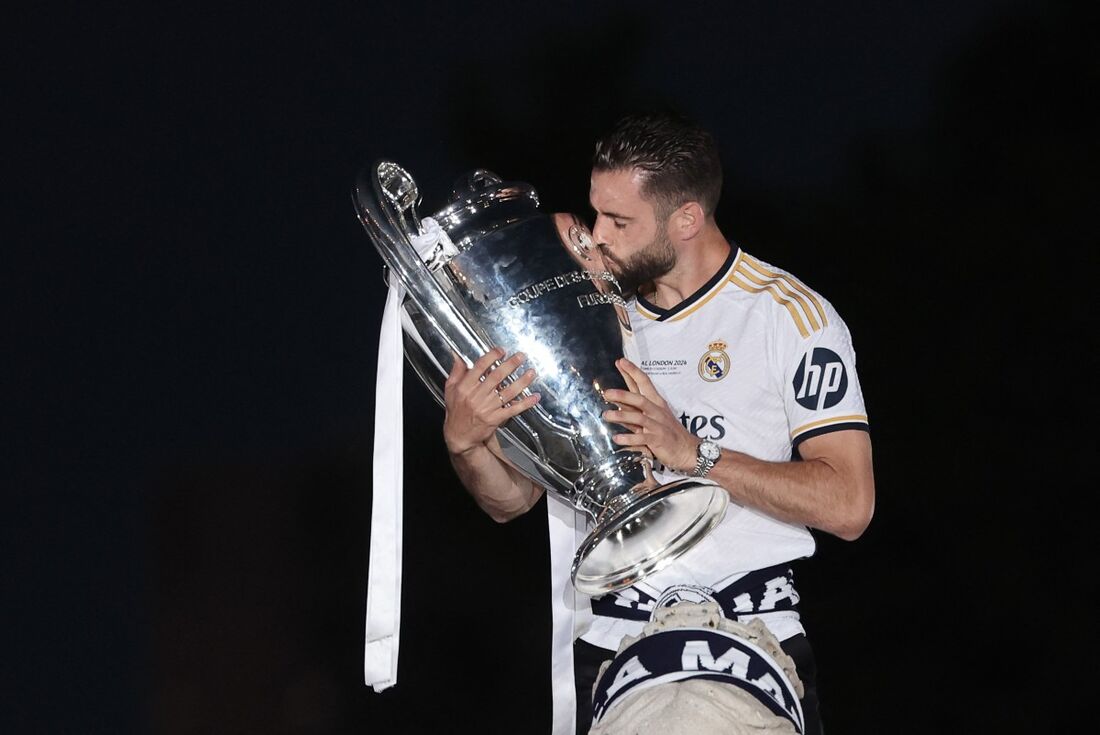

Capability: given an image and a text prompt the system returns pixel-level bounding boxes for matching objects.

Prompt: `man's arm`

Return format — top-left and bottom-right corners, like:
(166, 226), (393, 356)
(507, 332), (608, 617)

(603, 358), (875, 541)
(694, 430), (873, 540)
(443, 348), (546, 522)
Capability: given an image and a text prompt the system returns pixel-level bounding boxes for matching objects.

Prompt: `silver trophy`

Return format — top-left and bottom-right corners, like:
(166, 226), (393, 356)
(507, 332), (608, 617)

(354, 161), (728, 595)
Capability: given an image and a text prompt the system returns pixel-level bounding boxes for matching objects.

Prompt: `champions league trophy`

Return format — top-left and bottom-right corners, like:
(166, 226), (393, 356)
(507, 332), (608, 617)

(354, 161), (728, 595)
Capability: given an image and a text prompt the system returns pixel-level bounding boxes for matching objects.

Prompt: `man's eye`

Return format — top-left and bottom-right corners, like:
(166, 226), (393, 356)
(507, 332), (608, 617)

(614, 221), (627, 229)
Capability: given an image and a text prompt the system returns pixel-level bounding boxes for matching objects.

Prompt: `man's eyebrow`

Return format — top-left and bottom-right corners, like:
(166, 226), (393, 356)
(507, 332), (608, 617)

(594, 209), (634, 221)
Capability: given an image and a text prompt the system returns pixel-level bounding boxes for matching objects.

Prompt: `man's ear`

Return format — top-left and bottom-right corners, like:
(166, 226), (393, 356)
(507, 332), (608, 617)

(673, 201), (706, 240)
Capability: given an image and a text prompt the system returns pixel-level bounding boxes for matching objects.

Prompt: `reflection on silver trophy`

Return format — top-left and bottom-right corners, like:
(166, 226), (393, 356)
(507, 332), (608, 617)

(353, 161), (728, 595)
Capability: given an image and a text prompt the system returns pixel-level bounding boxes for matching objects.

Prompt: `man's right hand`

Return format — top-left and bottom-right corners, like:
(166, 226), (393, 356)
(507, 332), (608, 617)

(443, 347), (540, 456)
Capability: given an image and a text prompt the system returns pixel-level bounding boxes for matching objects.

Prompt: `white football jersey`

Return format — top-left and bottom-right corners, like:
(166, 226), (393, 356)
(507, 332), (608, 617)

(581, 246), (869, 648)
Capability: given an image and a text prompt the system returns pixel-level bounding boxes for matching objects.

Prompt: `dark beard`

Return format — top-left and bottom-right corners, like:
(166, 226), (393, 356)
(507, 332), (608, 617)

(599, 235), (676, 300)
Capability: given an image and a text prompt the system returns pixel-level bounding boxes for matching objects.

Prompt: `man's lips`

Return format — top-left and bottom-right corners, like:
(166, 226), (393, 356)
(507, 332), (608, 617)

(597, 244), (621, 267)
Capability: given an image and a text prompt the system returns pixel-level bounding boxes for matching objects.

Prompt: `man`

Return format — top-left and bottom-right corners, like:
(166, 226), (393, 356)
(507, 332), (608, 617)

(443, 112), (874, 734)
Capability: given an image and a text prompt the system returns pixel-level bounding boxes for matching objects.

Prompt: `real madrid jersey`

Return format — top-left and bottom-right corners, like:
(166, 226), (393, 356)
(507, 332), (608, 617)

(580, 246), (869, 648)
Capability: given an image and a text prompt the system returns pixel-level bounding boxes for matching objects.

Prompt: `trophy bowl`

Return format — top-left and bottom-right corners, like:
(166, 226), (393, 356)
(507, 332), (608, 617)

(353, 161), (728, 595)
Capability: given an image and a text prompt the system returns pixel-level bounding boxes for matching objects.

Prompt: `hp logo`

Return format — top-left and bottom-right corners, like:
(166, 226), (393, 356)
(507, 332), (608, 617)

(793, 348), (848, 410)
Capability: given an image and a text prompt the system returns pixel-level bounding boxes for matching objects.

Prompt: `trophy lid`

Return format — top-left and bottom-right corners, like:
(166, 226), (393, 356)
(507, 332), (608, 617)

(431, 170), (541, 253)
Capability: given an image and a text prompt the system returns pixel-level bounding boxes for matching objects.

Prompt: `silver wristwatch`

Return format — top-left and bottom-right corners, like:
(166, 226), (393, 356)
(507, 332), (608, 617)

(692, 439), (722, 478)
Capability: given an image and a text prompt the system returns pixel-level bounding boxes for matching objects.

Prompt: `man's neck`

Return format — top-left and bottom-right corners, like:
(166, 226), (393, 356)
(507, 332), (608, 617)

(646, 230), (732, 309)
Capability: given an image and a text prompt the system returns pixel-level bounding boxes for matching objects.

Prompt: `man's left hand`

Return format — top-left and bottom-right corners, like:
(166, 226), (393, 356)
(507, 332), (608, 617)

(602, 357), (699, 474)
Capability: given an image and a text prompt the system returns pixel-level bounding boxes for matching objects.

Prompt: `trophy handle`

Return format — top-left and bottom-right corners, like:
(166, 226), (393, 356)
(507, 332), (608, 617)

(356, 162), (585, 468)
(354, 161), (492, 363)
(358, 162), (550, 446)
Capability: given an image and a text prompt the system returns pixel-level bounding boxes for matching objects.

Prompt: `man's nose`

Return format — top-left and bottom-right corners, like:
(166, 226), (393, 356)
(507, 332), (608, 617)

(591, 217), (610, 247)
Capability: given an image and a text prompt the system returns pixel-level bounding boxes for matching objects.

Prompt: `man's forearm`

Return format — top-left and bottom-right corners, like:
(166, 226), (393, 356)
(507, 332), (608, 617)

(704, 431), (874, 541)
(449, 438), (544, 522)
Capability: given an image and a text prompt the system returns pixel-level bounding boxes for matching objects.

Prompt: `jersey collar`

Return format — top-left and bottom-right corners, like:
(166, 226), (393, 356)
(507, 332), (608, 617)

(636, 246), (741, 322)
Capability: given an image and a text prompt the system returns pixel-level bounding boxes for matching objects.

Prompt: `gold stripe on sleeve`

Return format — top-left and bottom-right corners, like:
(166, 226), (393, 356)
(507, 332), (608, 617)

(728, 273), (810, 338)
(733, 263), (821, 332)
(790, 414), (868, 439)
(741, 255), (828, 328)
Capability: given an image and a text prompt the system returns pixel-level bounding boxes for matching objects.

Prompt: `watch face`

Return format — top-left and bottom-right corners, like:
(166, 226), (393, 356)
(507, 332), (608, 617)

(700, 441), (721, 461)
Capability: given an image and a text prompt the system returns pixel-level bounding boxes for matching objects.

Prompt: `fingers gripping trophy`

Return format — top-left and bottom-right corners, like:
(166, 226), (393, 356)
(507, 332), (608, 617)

(354, 161), (729, 689)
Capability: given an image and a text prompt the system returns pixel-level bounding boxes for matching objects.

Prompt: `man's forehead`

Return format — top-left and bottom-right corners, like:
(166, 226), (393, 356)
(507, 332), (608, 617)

(590, 167), (650, 206)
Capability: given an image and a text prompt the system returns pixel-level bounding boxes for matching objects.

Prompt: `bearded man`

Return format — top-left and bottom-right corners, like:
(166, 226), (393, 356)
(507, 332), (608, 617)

(442, 112), (875, 735)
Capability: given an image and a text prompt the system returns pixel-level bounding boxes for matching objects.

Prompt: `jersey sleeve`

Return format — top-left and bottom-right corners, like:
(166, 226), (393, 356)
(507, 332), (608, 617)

(777, 295), (869, 451)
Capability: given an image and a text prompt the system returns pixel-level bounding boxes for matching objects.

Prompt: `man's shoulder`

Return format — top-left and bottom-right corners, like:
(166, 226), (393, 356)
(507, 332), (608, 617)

(727, 250), (835, 341)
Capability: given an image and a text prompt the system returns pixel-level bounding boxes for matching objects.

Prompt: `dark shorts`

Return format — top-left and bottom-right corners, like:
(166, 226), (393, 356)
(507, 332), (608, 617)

(574, 633), (822, 735)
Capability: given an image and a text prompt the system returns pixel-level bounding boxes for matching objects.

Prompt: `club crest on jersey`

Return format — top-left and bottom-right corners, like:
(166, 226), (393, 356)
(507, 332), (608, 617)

(698, 340), (730, 382)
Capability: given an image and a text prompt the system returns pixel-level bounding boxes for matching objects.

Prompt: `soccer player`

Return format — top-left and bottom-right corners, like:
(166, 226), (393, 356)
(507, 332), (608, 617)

(443, 112), (875, 735)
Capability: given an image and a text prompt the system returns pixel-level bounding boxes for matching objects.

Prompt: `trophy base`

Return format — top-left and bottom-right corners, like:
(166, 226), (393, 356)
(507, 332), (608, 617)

(571, 479), (729, 596)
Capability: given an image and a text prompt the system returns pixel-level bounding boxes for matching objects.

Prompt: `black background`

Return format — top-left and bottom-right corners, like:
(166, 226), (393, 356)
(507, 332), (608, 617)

(5, 1), (1095, 733)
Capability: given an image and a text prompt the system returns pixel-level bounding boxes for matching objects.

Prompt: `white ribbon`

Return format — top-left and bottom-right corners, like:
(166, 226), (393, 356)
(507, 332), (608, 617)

(363, 279), (405, 691)
(547, 500), (578, 734)
(548, 499), (596, 735)
(363, 218), (454, 692)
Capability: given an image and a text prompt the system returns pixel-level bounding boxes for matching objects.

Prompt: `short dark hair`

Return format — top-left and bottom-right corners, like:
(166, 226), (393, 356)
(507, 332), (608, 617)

(592, 112), (723, 218)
